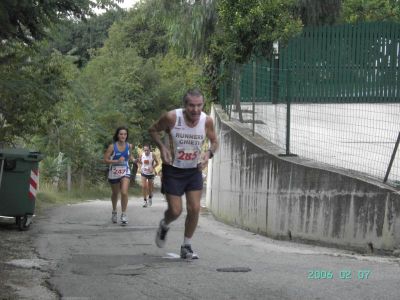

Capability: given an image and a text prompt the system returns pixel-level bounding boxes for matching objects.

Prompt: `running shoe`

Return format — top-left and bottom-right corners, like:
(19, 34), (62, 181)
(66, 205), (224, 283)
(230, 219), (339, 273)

(148, 196), (152, 207)
(143, 200), (148, 208)
(120, 213), (128, 225)
(111, 211), (117, 224)
(180, 244), (198, 259)
(155, 220), (169, 248)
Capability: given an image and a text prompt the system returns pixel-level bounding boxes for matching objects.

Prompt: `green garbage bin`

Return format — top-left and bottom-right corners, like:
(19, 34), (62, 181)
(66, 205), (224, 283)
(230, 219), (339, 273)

(0, 148), (44, 230)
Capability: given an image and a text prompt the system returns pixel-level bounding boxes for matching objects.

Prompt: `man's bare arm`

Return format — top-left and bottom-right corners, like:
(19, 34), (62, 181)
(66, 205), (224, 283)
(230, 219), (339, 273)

(197, 116), (218, 171)
(205, 116), (218, 157)
(148, 111), (175, 164)
(149, 112), (171, 147)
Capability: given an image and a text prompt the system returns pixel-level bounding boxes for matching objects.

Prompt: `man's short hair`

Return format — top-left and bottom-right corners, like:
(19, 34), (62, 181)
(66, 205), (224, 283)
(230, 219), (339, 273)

(183, 88), (203, 105)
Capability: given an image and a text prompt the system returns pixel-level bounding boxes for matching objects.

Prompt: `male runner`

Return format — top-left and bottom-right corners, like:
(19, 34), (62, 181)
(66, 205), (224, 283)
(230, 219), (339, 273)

(148, 88), (218, 259)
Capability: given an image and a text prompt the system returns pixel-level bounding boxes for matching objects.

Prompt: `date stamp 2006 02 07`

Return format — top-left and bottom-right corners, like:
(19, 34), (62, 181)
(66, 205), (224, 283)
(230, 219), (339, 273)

(307, 270), (371, 280)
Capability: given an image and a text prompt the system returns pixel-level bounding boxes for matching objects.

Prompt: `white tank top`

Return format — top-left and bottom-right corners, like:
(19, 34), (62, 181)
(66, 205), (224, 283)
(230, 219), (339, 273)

(141, 152), (154, 175)
(170, 108), (206, 168)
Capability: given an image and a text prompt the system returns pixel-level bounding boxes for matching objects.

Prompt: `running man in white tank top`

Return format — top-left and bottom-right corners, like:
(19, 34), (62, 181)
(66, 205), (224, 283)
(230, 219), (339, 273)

(149, 88), (218, 259)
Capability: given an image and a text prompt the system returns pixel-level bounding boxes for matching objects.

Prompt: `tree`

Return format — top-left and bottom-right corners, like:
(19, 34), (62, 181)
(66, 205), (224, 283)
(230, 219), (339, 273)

(342, 0), (400, 22)
(105, 0), (169, 59)
(47, 8), (127, 67)
(217, 0), (303, 64)
(297, 0), (342, 25)
(0, 0), (121, 43)
(80, 48), (203, 144)
(157, 0), (218, 59)
(36, 89), (103, 186)
(78, 5), (204, 144)
(0, 0), (126, 145)
(0, 45), (75, 145)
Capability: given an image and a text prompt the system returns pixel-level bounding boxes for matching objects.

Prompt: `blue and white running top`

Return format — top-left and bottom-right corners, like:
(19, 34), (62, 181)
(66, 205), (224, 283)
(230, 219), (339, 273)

(108, 143), (131, 180)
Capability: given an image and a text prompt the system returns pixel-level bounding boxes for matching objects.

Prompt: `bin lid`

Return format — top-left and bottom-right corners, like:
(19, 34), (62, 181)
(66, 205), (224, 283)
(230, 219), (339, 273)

(0, 148), (44, 161)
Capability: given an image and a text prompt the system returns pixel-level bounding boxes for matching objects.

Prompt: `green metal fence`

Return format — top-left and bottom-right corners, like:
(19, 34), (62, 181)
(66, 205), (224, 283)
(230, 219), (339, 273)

(220, 22), (400, 104)
(217, 22), (400, 186)
(219, 58), (277, 106)
(282, 22), (400, 102)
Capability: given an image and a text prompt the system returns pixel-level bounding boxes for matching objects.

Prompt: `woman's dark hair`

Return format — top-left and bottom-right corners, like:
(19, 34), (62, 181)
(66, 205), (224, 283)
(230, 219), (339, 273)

(113, 126), (129, 142)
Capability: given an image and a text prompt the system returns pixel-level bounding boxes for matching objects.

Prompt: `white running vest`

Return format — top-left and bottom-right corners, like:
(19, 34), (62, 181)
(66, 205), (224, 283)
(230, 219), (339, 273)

(170, 108), (206, 169)
(141, 152), (154, 175)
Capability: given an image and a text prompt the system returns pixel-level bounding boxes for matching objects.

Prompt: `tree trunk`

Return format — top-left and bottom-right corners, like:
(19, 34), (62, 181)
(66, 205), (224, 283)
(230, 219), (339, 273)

(67, 164), (71, 192)
(80, 169), (85, 190)
(234, 64), (243, 122)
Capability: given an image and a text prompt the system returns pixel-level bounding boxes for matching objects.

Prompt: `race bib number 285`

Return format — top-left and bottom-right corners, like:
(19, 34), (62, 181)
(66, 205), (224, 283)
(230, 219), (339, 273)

(177, 150), (198, 161)
(173, 147), (200, 168)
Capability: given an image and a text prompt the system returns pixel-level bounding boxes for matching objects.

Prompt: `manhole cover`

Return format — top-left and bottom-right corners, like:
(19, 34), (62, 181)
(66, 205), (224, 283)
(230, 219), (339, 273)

(216, 267), (251, 272)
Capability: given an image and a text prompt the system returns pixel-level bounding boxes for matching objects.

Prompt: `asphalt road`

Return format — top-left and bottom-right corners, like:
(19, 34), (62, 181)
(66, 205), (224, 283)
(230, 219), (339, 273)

(2, 187), (400, 300)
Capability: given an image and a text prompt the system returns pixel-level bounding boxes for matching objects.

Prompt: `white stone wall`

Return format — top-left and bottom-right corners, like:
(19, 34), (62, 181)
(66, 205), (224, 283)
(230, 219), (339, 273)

(208, 105), (400, 253)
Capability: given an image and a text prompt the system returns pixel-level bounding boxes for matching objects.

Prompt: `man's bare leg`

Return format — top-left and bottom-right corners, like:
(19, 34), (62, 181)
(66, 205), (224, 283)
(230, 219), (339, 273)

(179, 190), (202, 258)
(184, 190), (202, 239)
(164, 194), (183, 224)
(155, 194), (182, 248)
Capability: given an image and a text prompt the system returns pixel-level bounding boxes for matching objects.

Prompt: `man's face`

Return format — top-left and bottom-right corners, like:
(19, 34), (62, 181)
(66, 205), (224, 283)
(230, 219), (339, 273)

(144, 146), (150, 154)
(184, 95), (204, 122)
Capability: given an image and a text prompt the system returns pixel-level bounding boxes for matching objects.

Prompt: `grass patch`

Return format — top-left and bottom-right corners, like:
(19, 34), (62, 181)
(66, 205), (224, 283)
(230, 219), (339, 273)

(36, 181), (142, 212)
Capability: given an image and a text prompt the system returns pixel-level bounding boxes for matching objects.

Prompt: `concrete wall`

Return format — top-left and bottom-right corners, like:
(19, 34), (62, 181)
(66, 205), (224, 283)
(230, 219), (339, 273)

(207, 105), (400, 253)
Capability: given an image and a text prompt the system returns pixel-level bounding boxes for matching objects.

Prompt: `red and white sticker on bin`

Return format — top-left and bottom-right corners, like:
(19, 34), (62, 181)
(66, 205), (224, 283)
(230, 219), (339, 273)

(29, 169), (39, 200)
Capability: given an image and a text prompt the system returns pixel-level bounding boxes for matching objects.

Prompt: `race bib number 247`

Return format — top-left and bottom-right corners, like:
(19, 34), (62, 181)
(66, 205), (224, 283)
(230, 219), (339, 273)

(109, 165), (127, 179)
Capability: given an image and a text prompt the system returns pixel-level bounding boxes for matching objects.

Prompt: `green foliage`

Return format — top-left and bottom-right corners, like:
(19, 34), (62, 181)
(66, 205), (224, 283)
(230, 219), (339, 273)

(0, 44), (74, 145)
(0, 0), (120, 43)
(36, 182), (141, 209)
(80, 43), (203, 146)
(217, 0), (303, 63)
(342, 0), (400, 22)
(76, 1), (205, 147)
(80, 46), (146, 142)
(297, 0), (342, 25)
(48, 9), (127, 67)
(0, 1), (125, 146)
(106, 1), (169, 58)
(16, 46), (106, 185)
(35, 181), (137, 211)
(40, 153), (69, 183)
(158, 0), (218, 59)
(5, 0), (347, 195)
(157, 52), (205, 105)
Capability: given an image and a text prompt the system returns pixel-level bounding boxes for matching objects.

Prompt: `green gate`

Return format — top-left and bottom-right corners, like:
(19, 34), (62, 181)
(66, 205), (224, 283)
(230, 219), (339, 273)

(219, 22), (400, 104)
